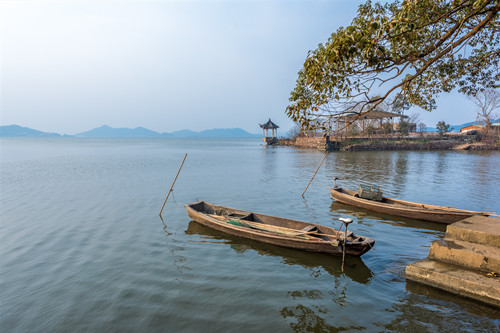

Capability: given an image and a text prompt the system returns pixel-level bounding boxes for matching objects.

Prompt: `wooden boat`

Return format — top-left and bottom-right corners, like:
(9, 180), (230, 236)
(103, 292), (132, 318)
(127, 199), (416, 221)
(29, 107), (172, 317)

(185, 201), (375, 257)
(330, 187), (489, 224)
(185, 221), (374, 283)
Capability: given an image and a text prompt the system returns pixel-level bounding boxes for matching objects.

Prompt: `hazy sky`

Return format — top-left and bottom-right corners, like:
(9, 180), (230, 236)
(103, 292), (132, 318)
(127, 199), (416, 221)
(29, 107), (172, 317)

(0, 0), (482, 135)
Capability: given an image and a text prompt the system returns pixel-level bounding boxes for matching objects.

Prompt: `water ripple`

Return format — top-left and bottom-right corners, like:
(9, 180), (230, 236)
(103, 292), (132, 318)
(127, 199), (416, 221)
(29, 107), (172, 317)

(1, 138), (499, 332)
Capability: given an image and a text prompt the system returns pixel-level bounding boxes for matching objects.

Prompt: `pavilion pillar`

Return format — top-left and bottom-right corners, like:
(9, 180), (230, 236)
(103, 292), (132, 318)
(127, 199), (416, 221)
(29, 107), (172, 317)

(344, 116), (348, 139)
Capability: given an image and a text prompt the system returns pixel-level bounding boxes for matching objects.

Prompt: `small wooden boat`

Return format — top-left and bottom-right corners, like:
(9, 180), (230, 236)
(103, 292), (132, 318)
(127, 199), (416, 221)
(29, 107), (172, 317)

(185, 221), (374, 283)
(330, 187), (489, 224)
(185, 201), (374, 256)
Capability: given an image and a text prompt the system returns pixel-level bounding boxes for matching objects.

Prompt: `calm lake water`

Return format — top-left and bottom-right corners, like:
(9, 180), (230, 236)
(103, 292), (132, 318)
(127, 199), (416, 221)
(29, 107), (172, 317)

(1, 138), (499, 332)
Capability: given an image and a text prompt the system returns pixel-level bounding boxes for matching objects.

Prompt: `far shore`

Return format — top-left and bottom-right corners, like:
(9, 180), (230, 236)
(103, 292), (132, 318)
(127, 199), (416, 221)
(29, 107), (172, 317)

(274, 132), (500, 151)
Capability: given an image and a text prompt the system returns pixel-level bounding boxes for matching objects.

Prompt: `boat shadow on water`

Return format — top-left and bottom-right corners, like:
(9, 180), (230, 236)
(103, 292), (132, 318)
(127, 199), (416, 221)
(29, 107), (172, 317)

(185, 221), (374, 285)
(329, 202), (447, 233)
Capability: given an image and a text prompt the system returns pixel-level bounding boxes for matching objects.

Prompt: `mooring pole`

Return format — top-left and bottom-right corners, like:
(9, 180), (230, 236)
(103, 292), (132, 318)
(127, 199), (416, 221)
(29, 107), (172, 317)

(302, 152), (328, 197)
(339, 218), (352, 273)
(341, 223), (348, 273)
(159, 153), (187, 217)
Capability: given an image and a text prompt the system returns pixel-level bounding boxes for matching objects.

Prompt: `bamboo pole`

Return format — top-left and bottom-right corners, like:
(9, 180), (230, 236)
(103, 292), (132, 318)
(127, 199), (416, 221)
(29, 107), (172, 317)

(159, 153), (187, 217)
(341, 223), (347, 273)
(302, 152), (328, 197)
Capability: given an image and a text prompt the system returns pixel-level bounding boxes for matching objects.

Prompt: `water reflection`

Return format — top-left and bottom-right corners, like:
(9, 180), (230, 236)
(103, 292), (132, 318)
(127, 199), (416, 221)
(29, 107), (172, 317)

(159, 216), (173, 236)
(383, 281), (500, 331)
(185, 221), (374, 284)
(393, 152), (409, 195)
(260, 145), (279, 184)
(280, 304), (366, 332)
(159, 217), (193, 282)
(329, 201), (447, 233)
(405, 281), (500, 318)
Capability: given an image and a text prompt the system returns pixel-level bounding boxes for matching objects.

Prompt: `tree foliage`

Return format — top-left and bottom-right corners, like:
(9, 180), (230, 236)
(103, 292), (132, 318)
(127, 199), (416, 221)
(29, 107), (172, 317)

(382, 121), (393, 135)
(436, 120), (452, 136)
(286, 0), (500, 133)
(366, 124), (377, 138)
(391, 93), (410, 114)
(397, 119), (410, 136)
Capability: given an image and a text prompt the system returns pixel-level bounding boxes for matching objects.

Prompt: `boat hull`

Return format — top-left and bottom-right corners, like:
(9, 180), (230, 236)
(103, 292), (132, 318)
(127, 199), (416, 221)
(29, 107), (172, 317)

(185, 201), (374, 256)
(330, 187), (484, 224)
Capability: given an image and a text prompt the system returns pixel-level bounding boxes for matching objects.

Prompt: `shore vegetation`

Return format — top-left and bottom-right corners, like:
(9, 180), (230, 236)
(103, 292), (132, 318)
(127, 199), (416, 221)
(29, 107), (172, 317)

(286, 0), (500, 134)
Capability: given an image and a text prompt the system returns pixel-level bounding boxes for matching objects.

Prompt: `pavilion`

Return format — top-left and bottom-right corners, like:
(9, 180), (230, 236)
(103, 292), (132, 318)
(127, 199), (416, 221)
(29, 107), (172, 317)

(260, 118), (279, 144)
(325, 109), (412, 139)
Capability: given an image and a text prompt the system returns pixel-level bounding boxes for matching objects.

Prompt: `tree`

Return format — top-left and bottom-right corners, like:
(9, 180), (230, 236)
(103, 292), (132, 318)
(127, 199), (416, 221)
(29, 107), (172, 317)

(286, 0), (500, 133)
(391, 94), (410, 114)
(287, 123), (303, 139)
(365, 124), (376, 139)
(348, 123), (360, 137)
(436, 121), (452, 137)
(369, 94), (390, 111)
(382, 122), (393, 138)
(409, 112), (421, 125)
(468, 88), (500, 129)
(418, 122), (426, 135)
(397, 119), (410, 137)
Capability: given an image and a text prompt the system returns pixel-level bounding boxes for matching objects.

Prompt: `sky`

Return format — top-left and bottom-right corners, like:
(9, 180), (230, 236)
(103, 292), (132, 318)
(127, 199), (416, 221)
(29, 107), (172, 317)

(0, 0), (483, 135)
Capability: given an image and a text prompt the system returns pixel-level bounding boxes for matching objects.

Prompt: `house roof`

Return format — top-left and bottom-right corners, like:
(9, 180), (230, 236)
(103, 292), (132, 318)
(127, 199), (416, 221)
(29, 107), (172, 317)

(260, 118), (279, 129)
(460, 124), (484, 132)
(329, 110), (407, 121)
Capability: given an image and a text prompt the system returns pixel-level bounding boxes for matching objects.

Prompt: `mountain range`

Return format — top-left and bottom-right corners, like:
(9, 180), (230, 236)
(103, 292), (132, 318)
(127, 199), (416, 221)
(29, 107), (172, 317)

(0, 125), (261, 138)
(422, 120), (474, 133)
(422, 119), (499, 133)
(1, 119), (495, 138)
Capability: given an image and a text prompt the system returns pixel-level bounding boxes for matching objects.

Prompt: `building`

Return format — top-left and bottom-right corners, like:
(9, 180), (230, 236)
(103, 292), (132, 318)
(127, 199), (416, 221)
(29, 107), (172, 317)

(460, 125), (483, 133)
(259, 119), (279, 144)
(328, 109), (412, 139)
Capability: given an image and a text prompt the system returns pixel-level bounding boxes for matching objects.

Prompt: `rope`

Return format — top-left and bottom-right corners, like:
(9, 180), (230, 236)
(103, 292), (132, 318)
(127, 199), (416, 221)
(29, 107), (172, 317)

(327, 221), (346, 248)
(366, 242), (401, 278)
(170, 189), (181, 208)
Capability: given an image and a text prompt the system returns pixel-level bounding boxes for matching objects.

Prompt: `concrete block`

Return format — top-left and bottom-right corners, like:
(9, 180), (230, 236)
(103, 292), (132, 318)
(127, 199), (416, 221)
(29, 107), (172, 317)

(406, 259), (500, 307)
(428, 237), (500, 273)
(446, 216), (500, 247)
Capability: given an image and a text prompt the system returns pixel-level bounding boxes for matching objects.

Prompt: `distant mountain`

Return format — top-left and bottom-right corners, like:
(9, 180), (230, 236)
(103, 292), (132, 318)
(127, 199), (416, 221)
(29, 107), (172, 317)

(423, 122), (467, 133)
(0, 124), (260, 138)
(169, 129), (198, 137)
(424, 118), (500, 133)
(449, 121), (475, 132)
(0, 125), (61, 137)
(169, 128), (260, 138)
(74, 125), (168, 138)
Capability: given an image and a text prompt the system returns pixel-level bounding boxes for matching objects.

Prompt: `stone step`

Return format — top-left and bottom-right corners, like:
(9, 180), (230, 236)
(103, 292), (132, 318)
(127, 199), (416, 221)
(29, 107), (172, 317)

(428, 237), (500, 273)
(406, 259), (500, 307)
(446, 215), (500, 247)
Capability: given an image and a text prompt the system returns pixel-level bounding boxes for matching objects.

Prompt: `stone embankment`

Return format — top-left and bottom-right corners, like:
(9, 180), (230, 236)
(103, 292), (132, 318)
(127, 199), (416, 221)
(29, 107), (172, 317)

(343, 141), (458, 151)
(277, 136), (499, 151)
(406, 215), (500, 307)
(277, 137), (325, 149)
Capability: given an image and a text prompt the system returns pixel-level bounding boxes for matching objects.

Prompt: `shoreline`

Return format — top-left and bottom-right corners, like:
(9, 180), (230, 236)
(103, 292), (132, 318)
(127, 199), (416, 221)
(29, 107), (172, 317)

(276, 135), (500, 151)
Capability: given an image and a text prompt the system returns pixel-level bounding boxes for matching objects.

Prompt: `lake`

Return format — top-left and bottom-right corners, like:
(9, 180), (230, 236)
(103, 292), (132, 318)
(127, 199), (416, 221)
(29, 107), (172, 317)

(1, 138), (499, 332)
